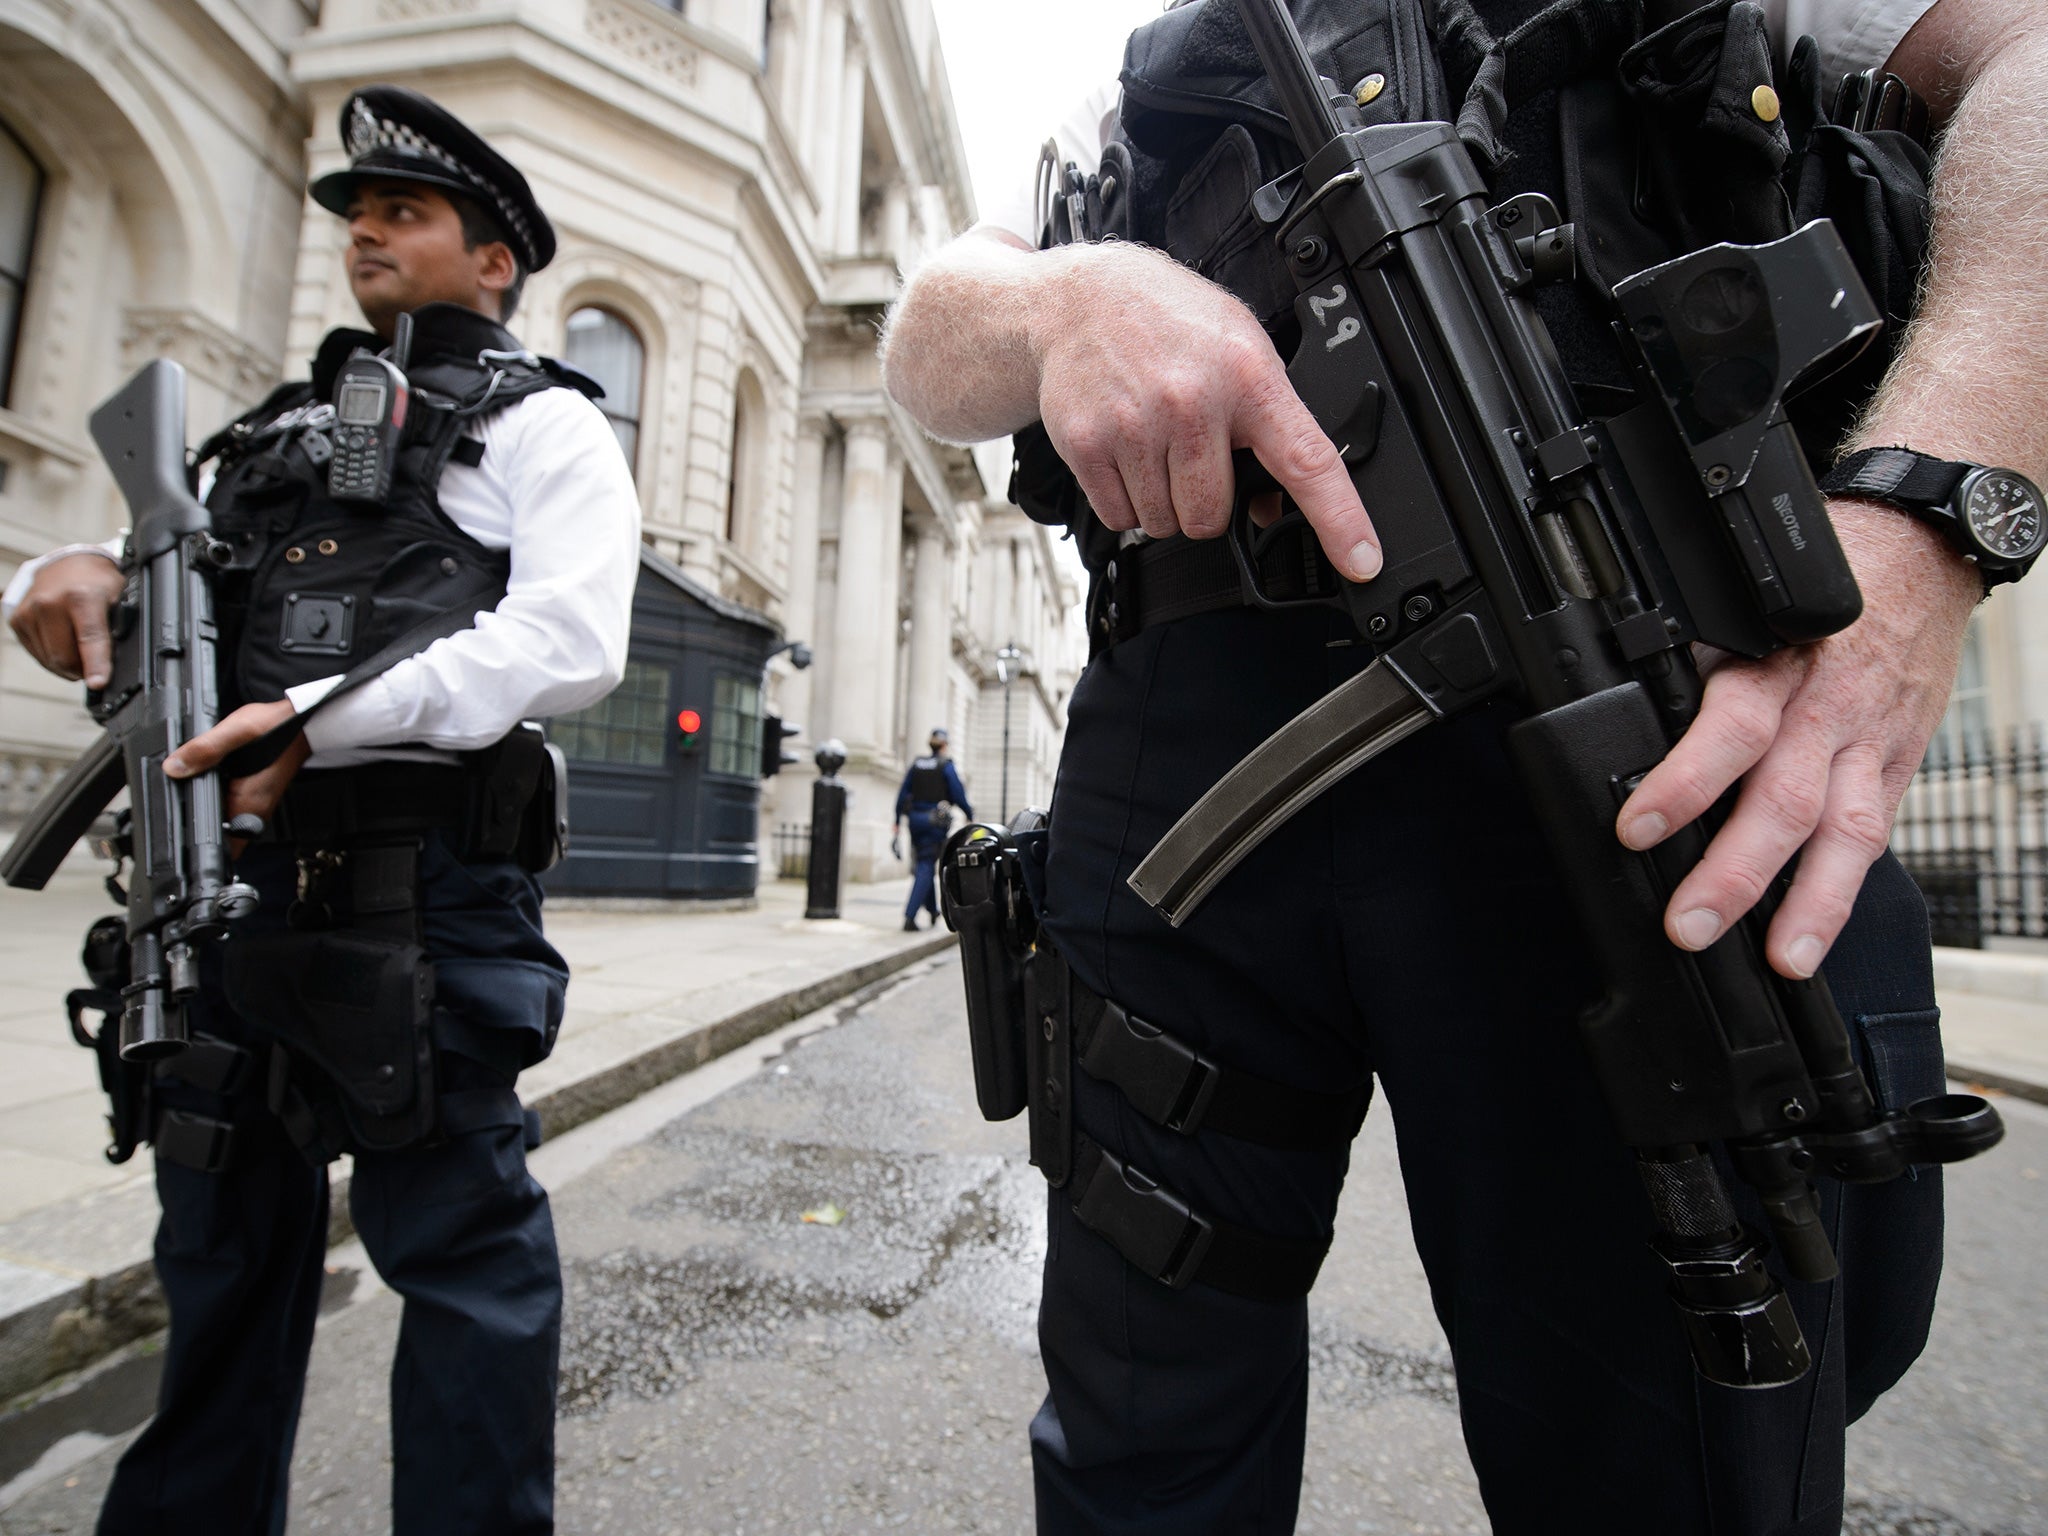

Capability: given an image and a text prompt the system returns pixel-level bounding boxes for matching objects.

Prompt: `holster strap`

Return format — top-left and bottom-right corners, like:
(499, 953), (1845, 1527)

(155, 1034), (255, 1097)
(154, 1109), (237, 1173)
(266, 763), (475, 848)
(1072, 983), (1370, 1152)
(1069, 1134), (1330, 1301)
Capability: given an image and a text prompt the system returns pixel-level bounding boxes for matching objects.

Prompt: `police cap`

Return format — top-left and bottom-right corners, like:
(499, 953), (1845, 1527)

(310, 86), (557, 272)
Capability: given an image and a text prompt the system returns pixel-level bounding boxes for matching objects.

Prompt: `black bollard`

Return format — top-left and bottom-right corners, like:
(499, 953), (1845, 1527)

(805, 738), (848, 920)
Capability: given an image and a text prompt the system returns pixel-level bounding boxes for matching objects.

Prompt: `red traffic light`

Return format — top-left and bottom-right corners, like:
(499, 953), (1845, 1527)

(677, 708), (703, 735)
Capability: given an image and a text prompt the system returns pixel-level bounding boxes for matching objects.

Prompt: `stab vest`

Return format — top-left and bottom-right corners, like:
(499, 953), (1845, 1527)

(196, 302), (601, 711)
(1016, 0), (1936, 582)
(909, 757), (953, 803)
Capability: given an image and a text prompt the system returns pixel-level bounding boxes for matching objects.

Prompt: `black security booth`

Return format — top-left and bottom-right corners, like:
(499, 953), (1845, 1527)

(542, 547), (788, 898)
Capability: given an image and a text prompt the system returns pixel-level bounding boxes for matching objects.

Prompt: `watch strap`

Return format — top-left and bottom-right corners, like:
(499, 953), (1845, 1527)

(1818, 446), (1971, 509)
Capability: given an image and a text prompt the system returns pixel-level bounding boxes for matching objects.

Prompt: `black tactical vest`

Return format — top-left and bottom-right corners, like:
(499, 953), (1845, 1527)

(910, 757), (952, 803)
(1018, 0), (1935, 582)
(197, 303), (600, 710)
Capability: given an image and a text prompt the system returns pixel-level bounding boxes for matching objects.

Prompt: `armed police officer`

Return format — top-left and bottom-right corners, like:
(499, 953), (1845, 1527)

(884, 0), (2047, 1530)
(895, 727), (974, 929)
(3, 86), (640, 1535)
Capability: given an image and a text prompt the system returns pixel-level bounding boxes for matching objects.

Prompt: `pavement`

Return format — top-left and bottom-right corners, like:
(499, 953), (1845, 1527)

(0, 838), (952, 1406)
(0, 833), (2043, 1416)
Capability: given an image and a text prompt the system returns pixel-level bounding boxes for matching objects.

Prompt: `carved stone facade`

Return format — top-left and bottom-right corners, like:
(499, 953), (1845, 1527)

(1, 0), (1084, 877)
(0, 0), (308, 798)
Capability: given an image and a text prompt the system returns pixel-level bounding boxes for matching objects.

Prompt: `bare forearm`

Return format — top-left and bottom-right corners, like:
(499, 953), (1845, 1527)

(881, 232), (1184, 445)
(1853, 23), (2048, 480)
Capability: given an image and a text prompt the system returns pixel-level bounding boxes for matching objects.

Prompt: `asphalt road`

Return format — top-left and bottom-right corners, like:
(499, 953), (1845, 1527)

(2, 955), (2043, 1534)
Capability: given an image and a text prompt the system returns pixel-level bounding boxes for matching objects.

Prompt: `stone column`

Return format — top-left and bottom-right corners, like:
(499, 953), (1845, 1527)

(830, 418), (891, 758)
(807, 0), (847, 221)
(835, 25), (868, 256)
(906, 513), (952, 749)
(781, 414), (829, 750)
(790, 0), (824, 145)
(872, 444), (907, 756)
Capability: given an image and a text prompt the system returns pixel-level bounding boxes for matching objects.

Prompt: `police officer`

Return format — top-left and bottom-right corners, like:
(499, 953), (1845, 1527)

(4, 86), (640, 1535)
(895, 727), (973, 929)
(883, 0), (2045, 1530)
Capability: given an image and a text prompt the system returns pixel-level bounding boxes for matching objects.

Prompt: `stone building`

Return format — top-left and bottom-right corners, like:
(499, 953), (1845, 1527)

(0, 0), (1085, 874)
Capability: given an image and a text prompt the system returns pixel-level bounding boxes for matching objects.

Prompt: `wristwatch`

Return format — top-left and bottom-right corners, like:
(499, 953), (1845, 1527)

(1819, 447), (2048, 588)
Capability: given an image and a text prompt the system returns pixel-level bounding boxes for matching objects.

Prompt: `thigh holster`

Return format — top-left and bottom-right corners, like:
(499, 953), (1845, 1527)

(223, 841), (438, 1164)
(1025, 943), (1371, 1302)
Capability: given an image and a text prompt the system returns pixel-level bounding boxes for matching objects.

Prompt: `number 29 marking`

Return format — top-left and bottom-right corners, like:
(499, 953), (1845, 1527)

(1309, 284), (1362, 352)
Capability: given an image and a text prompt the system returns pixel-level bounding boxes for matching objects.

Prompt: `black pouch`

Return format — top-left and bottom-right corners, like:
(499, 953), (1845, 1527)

(223, 930), (437, 1158)
(469, 722), (569, 872)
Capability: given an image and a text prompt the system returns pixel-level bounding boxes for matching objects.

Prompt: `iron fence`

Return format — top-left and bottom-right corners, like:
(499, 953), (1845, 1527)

(1891, 728), (2048, 947)
(773, 822), (810, 881)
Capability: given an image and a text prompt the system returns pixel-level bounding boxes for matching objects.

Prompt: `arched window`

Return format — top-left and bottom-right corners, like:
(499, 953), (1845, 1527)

(563, 306), (645, 475)
(0, 121), (43, 410)
(725, 368), (768, 553)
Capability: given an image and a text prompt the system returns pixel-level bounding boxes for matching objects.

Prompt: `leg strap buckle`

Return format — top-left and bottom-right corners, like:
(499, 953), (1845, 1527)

(1071, 1138), (1216, 1289)
(1080, 1002), (1221, 1135)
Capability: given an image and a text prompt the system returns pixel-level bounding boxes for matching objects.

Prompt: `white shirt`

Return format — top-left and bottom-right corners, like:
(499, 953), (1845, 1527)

(978, 0), (1940, 245)
(4, 382), (642, 769)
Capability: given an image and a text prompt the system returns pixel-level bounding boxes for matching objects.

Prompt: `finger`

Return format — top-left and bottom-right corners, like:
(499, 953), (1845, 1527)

(23, 608), (84, 680)
(1658, 717), (1837, 950)
(1236, 386), (1377, 580)
(164, 708), (279, 778)
(67, 593), (113, 689)
(1763, 746), (1894, 978)
(1117, 445), (1179, 540)
(1618, 662), (1799, 851)
(1165, 430), (1234, 540)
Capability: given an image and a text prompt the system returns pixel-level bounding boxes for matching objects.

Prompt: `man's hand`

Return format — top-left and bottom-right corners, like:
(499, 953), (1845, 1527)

(1617, 506), (1979, 978)
(7, 553), (125, 688)
(1035, 243), (1382, 580)
(882, 230), (1381, 581)
(164, 699), (313, 849)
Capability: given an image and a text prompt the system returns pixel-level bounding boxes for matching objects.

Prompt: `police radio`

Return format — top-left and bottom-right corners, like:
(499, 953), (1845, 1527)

(329, 311), (413, 504)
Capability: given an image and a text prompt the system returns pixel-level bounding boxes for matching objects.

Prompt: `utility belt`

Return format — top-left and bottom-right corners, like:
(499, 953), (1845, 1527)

(1087, 528), (1343, 658)
(261, 721), (567, 872)
(939, 816), (1370, 1302)
(68, 738), (560, 1172)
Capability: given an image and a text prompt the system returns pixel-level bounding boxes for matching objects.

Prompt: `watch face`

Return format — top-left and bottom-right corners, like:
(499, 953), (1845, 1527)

(1963, 470), (2048, 564)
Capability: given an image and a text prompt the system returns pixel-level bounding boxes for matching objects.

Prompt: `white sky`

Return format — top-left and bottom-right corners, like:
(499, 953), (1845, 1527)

(929, 0), (1166, 221)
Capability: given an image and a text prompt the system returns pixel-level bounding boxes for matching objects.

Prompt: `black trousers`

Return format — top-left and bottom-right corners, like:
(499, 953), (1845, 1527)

(1033, 606), (1947, 1535)
(97, 831), (567, 1536)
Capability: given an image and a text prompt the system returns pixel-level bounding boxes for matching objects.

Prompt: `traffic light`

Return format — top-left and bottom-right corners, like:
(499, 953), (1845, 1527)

(761, 713), (801, 778)
(677, 707), (703, 753)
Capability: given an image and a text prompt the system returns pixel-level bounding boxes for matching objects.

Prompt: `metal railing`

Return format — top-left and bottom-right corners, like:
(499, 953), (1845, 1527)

(773, 822), (810, 881)
(1891, 728), (2048, 947)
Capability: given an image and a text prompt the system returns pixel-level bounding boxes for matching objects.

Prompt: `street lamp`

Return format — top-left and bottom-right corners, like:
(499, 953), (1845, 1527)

(996, 643), (1023, 824)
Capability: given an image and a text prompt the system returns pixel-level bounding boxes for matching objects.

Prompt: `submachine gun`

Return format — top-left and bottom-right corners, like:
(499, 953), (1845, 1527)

(967, 0), (2004, 1389)
(3, 361), (260, 1072)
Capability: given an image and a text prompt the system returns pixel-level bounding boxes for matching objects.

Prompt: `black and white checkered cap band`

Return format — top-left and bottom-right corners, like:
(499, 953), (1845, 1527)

(345, 97), (538, 267)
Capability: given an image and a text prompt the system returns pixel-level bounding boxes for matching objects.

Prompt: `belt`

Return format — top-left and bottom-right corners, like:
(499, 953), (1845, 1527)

(264, 762), (477, 849)
(1087, 528), (1345, 655)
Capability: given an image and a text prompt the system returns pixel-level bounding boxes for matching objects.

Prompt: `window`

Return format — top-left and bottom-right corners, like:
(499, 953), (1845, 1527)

(563, 306), (645, 474)
(552, 660), (671, 767)
(0, 122), (42, 411)
(710, 673), (762, 778)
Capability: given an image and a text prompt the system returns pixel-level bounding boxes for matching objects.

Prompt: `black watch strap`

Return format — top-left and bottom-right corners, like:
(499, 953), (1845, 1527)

(1818, 446), (1971, 508)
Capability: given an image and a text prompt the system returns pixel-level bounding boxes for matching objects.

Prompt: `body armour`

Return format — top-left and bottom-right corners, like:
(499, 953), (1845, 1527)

(1016, 0), (1935, 579)
(909, 758), (952, 803)
(195, 302), (600, 711)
